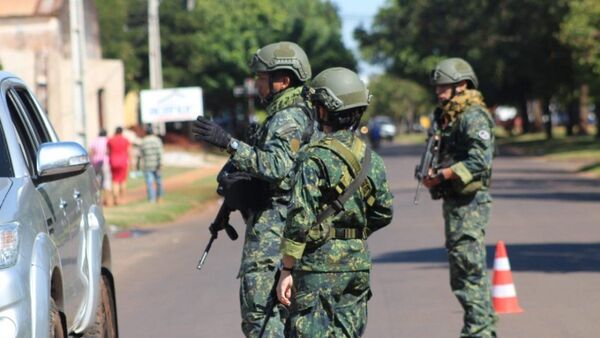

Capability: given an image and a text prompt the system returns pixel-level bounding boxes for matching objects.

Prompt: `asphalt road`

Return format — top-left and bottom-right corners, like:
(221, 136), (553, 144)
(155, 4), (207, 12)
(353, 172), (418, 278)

(112, 143), (600, 338)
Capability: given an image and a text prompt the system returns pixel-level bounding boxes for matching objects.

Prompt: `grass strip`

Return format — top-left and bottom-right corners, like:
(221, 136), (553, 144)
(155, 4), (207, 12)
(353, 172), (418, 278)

(498, 128), (600, 175)
(125, 166), (195, 190)
(105, 174), (218, 228)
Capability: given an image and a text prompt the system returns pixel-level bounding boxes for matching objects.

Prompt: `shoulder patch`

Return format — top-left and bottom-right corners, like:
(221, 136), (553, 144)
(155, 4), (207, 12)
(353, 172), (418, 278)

(478, 130), (491, 140)
(290, 138), (301, 153)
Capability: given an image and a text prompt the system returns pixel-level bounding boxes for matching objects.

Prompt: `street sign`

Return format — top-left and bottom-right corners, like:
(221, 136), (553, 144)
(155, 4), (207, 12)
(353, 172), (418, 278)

(140, 87), (203, 123)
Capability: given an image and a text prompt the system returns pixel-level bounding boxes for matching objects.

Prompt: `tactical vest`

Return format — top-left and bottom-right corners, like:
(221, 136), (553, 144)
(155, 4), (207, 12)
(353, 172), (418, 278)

(439, 105), (494, 196)
(304, 136), (375, 245)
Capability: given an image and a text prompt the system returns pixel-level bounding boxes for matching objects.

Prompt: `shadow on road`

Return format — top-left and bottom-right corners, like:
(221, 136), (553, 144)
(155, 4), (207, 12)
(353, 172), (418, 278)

(491, 177), (600, 202)
(377, 143), (424, 157)
(492, 167), (573, 175)
(373, 242), (600, 273)
(492, 191), (600, 202)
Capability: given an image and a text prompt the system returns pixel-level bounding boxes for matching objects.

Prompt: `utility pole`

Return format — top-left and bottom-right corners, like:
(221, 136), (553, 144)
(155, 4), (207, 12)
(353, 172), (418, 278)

(69, 0), (87, 146)
(148, 0), (163, 90)
(148, 0), (164, 134)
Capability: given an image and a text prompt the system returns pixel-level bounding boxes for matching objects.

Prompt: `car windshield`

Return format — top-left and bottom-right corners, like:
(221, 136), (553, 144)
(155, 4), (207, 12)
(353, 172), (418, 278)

(373, 116), (393, 124)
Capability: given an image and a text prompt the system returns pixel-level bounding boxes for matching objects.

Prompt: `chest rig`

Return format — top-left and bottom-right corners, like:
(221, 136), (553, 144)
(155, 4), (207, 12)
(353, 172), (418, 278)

(438, 105), (495, 196)
(305, 136), (375, 242)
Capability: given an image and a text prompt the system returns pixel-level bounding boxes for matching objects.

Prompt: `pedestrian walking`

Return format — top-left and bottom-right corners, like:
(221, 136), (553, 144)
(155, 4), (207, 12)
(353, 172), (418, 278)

(89, 129), (112, 206)
(137, 125), (164, 203)
(422, 57), (498, 337)
(107, 127), (131, 206)
(192, 41), (316, 338)
(276, 67), (394, 337)
(123, 126), (142, 178)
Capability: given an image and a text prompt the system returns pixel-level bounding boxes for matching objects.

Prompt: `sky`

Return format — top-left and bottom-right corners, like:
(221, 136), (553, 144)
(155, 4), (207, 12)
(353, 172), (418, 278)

(329, 0), (388, 79)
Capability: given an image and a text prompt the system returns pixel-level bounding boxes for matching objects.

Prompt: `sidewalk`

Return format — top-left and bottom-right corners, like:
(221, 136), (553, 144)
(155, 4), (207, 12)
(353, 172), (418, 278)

(116, 151), (226, 205)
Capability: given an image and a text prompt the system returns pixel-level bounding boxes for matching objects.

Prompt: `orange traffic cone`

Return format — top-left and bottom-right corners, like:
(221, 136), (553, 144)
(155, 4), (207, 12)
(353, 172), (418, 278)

(492, 240), (524, 314)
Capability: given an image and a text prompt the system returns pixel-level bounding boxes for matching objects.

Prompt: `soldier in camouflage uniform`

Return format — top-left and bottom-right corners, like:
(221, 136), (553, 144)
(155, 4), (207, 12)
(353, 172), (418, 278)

(192, 41), (315, 338)
(276, 67), (394, 337)
(423, 58), (498, 337)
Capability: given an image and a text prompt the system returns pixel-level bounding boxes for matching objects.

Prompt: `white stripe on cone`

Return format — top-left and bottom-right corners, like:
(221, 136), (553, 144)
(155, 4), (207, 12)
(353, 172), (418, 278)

(493, 284), (517, 298)
(494, 257), (511, 271)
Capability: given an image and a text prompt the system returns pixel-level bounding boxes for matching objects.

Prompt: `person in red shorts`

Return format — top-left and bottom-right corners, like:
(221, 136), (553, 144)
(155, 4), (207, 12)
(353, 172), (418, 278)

(107, 126), (131, 205)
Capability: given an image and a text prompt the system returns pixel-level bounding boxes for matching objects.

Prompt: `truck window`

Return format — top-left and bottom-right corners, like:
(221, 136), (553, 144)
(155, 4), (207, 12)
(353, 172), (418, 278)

(7, 91), (39, 175)
(14, 87), (52, 143)
(0, 119), (13, 177)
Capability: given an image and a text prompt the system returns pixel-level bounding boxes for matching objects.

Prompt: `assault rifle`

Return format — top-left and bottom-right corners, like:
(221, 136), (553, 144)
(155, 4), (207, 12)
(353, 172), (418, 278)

(413, 125), (441, 205)
(197, 123), (261, 271)
(257, 269), (287, 338)
(196, 202), (238, 270)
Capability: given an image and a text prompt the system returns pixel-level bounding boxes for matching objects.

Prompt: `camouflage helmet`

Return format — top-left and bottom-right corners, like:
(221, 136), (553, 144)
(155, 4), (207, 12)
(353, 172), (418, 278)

(249, 41), (311, 82)
(430, 57), (479, 89)
(310, 67), (371, 112)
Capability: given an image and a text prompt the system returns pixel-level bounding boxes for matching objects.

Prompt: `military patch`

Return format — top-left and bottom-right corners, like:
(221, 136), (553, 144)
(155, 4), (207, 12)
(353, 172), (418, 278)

(290, 138), (300, 153)
(478, 130), (490, 140)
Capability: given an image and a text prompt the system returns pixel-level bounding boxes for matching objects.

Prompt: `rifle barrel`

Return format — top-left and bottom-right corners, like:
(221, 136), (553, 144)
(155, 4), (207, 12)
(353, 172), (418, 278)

(196, 235), (216, 270)
(413, 180), (422, 205)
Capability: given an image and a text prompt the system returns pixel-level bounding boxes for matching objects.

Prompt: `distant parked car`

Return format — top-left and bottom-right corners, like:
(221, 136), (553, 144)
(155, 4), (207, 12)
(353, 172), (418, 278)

(369, 115), (397, 141)
(0, 72), (117, 337)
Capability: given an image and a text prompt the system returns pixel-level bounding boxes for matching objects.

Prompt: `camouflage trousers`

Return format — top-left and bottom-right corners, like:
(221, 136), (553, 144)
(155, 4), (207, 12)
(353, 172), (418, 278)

(443, 193), (498, 338)
(240, 269), (286, 338)
(287, 270), (371, 338)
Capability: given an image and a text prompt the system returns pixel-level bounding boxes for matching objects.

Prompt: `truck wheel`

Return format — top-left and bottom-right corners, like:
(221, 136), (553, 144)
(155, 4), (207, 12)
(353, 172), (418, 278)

(50, 298), (65, 338)
(83, 275), (117, 338)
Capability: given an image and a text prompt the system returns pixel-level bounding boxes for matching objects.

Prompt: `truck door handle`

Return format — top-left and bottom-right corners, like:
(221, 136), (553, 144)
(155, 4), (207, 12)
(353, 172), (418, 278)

(74, 190), (81, 200)
(59, 199), (68, 210)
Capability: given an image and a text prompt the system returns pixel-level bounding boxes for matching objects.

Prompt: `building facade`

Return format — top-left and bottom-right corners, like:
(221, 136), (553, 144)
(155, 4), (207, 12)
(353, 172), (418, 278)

(0, 0), (125, 146)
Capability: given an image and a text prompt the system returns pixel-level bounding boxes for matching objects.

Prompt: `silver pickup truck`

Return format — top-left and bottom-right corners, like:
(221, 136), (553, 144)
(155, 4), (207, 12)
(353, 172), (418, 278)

(0, 72), (118, 337)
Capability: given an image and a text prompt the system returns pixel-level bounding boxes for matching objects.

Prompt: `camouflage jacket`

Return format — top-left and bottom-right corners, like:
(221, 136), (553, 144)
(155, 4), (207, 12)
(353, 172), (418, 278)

(438, 89), (495, 196)
(231, 86), (315, 274)
(231, 86), (314, 201)
(281, 130), (394, 272)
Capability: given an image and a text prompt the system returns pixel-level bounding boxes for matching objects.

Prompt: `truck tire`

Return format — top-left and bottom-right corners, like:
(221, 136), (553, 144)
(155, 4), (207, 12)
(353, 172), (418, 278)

(50, 298), (65, 338)
(83, 274), (117, 338)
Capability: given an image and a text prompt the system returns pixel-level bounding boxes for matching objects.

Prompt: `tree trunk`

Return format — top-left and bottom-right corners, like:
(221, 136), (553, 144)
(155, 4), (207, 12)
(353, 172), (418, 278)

(566, 99), (578, 136)
(528, 99), (543, 132)
(518, 100), (531, 134)
(542, 97), (552, 139)
(596, 99), (600, 140)
(406, 107), (414, 133)
(578, 83), (589, 135)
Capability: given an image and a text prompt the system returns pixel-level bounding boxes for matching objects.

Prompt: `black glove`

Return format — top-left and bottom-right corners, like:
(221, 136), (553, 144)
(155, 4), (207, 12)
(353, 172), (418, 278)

(192, 116), (232, 149)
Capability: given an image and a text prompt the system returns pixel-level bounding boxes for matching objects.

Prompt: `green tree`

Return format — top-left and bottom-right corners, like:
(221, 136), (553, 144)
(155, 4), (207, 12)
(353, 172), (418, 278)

(559, 0), (600, 138)
(355, 0), (573, 135)
(95, 0), (356, 116)
(366, 75), (433, 131)
(95, 0), (144, 91)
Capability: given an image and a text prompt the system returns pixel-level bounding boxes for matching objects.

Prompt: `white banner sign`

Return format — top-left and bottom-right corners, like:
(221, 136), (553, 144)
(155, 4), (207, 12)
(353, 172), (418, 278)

(140, 87), (203, 123)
